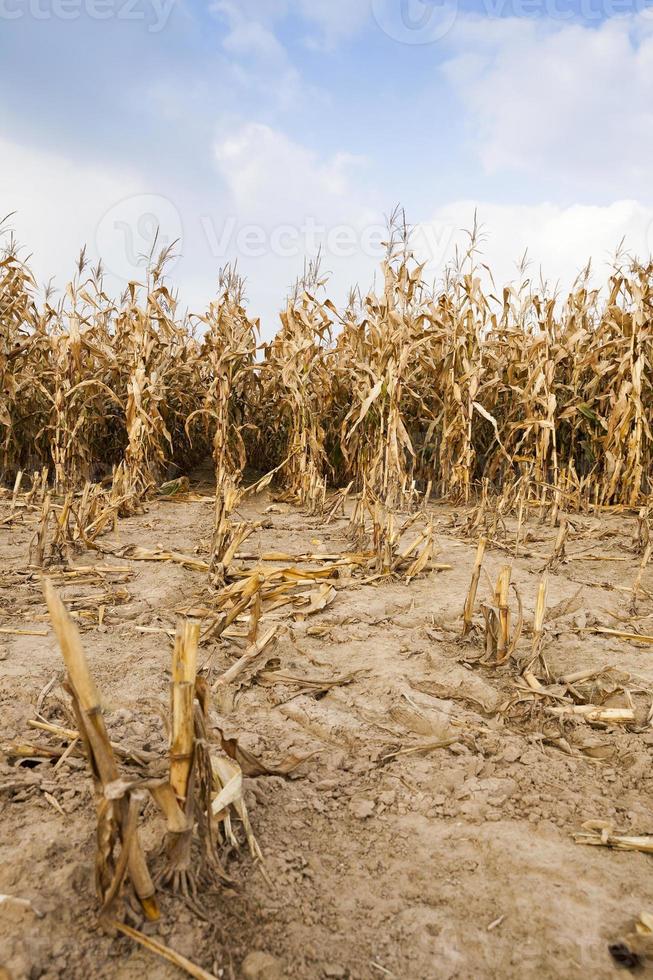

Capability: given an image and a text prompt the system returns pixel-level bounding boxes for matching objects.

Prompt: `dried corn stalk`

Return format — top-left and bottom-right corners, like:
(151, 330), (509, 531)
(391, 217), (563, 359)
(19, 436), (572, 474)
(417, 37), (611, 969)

(2, 220), (653, 511)
(43, 579), (159, 920)
(43, 583), (260, 925)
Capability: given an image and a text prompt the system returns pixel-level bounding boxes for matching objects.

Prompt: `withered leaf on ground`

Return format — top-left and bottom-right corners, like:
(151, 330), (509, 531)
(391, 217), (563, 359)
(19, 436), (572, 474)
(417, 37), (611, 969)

(214, 724), (320, 778)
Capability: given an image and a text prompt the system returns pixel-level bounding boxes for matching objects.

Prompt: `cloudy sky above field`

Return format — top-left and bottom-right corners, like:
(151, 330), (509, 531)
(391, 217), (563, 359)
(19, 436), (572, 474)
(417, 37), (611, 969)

(0, 0), (652, 330)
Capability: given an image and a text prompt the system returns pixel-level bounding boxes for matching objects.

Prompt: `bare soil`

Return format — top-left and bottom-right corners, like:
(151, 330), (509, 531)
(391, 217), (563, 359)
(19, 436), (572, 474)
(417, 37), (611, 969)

(2, 473), (653, 979)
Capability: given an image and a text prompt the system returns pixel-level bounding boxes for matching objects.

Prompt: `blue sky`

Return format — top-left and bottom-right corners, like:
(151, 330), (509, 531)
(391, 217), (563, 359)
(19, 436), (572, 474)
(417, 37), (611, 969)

(1, 0), (652, 331)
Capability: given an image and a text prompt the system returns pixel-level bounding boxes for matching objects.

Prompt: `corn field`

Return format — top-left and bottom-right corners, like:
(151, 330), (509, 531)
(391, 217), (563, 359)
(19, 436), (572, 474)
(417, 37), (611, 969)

(4, 214), (653, 980)
(2, 222), (653, 512)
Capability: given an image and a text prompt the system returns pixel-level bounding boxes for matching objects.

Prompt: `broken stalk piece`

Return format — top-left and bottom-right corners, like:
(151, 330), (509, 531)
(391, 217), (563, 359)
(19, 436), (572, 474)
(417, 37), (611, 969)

(43, 578), (159, 921)
(461, 535), (487, 637)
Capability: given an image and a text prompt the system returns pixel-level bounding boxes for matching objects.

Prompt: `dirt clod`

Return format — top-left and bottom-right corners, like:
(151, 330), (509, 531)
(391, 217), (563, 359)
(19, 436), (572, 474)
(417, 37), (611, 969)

(241, 951), (285, 980)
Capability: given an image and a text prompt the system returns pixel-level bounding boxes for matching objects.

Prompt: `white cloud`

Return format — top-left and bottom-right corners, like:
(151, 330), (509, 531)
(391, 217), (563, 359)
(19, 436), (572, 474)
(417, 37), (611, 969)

(5, 114), (652, 348)
(210, 1), (305, 111)
(214, 123), (370, 223)
(212, 121), (382, 331)
(417, 199), (653, 293)
(211, 0), (369, 47)
(212, 0), (288, 60)
(0, 138), (217, 316)
(0, 137), (143, 296)
(442, 14), (653, 194)
(6, 126), (653, 340)
(221, 19), (287, 61)
(296, 0), (370, 47)
(0, 125), (382, 335)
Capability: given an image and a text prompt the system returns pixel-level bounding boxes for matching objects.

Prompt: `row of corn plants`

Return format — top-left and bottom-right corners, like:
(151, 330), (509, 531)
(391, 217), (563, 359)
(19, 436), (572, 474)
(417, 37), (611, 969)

(2, 220), (653, 510)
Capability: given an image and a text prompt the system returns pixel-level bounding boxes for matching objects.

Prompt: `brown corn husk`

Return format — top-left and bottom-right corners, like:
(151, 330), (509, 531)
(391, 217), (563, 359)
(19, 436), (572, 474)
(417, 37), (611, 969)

(43, 579), (158, 921)
(495, 566), (512, 663)
(169, 618), (199, 804)
(461, 536), (487, 636)
(530, 572), (549, 664)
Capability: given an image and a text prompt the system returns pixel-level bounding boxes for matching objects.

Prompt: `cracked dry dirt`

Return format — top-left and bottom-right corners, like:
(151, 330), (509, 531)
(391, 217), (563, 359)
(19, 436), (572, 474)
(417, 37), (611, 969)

(2, 479), (653, 979)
